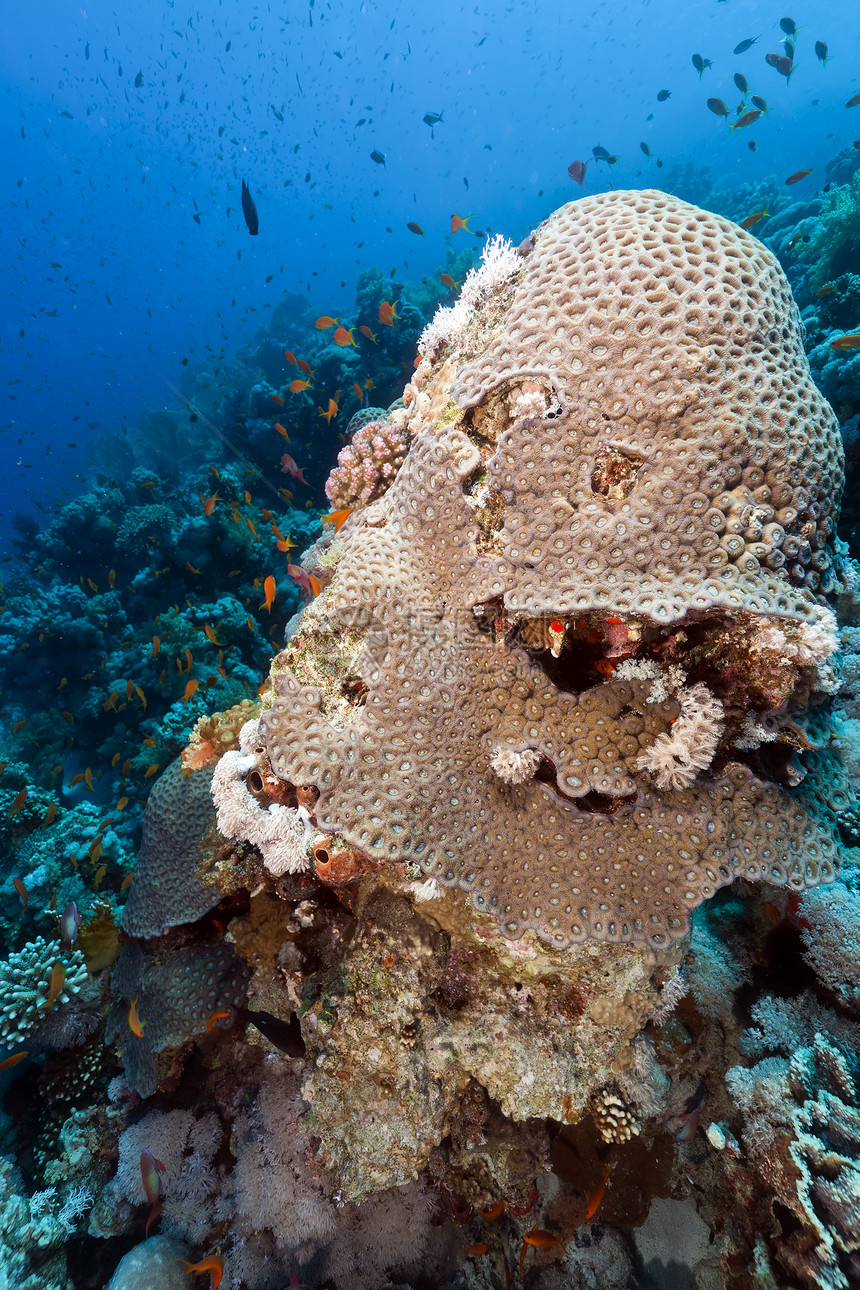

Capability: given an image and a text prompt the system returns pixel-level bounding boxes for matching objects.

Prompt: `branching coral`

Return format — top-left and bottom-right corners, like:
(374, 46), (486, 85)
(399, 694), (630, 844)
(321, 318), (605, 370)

(324, 419), (410, 510)
(0, 938), (88, 1048)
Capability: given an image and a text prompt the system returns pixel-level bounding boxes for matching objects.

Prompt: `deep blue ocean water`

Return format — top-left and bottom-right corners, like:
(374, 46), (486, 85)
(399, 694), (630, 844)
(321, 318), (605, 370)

(2, 0), (859, 547)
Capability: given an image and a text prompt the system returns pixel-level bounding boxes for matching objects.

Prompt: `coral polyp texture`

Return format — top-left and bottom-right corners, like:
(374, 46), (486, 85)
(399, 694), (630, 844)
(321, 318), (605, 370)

(254, 191), (848, 950)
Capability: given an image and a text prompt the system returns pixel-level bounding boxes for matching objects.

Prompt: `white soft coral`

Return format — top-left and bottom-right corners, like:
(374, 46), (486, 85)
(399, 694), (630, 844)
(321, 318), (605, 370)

(636, 682), (725, 791)
(418, 235), (521, 360)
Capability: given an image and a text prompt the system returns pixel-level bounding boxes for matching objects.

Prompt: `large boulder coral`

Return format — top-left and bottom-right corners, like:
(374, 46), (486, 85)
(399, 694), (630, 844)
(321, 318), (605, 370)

(251, 190), (849, 953)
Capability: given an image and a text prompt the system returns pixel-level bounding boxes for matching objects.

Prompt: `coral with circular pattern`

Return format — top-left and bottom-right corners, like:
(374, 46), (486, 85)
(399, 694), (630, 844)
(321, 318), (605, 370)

(249, 191), (849, 950)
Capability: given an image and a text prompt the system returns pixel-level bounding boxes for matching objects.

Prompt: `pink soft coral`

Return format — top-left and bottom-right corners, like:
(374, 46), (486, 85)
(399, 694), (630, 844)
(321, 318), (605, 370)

(324, 419), (409, 509)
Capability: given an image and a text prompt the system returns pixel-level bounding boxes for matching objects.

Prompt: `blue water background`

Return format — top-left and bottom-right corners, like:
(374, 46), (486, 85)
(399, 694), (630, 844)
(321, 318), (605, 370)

(1, 0), (858, 548)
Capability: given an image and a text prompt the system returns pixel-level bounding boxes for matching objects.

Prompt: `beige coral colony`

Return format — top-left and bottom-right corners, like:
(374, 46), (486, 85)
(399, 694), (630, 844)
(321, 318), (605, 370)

(123, 190), (854, 1257)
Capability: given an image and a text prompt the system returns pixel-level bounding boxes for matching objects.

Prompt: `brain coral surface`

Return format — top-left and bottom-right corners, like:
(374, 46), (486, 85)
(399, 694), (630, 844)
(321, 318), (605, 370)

(259, 192), (845, 950)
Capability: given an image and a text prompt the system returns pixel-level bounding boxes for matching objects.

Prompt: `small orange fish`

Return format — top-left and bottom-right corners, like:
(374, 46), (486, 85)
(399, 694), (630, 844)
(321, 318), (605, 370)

(740, 209), (769, 230)
(181, 1255), (223, 1288)
(465, 1243), (488, 1256)
(439, 272), (459, 289)
(108, 569), (116, 587)
(333, 326), (357, 347)
(206, 1010), (231, 1033)
(270, 393), (285, 406)
(46, 961), (66, 1009)
(359, 324), (378, 343)
(318, 399), (339, 425)
(93, 863), (107, 889)
(829, 333), (860, 350)
(182, 679), (200, 703)
(322, 508), (351, 532)
(785, 168), (813, 185)
(261, 575), (277, 613)
(13, 877), (28, 911)
(144, 764), (159, 779)
(289, 378), (312, 393)
(353, 383), (364, 401)
(276, 535), (297, 553)
(519, 1227), (563, 1272)
(378, 300), (399, 326)
(284, 348), (297, 366)
(245, 517), (259, 539)
(84, 767), (94, 792)
(11, 720), (27, 734)
(201, 492), (220, 516)
(89, 837), (103, 864)
(203, 624), (223, 647)
(128, 996), (146, 1037)
(815, 283), (837, 298)
(43, 801), (58, 826)
(274, 422), (290, 440)
(297, 358), (313, 375)
(315, 315), (339, 330)
(120, 872), (133, 891)
(135, 685), (147, 710)
(7, 788), (28, 816)
(479, 1201), (504, 1220)
(116, 796), (129, 810)
(450, 212), (472, 233)
(61, 710), (74, 723)
(151, 635), (161, 657)
(246, 615), (258, 632)
(186, 562), (202, 575)
(584, 1164), (613, 1221)
(0, 1051), (27, 1071)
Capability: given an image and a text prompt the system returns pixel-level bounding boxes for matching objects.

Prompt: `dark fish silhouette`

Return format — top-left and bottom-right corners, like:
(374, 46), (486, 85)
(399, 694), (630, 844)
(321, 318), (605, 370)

(370, 149), (386, 165)
(244, 1008), (305, 1057)
(734, 73), (749, 94)
(814, 40), (831, 66)
(422, 112), (444, 127)
(733, 37), (759, 55)
(707, 98), (730, 119)
(692, 53), (713, 79)
(567, 159), (587, 185)
(241, 179), (259, 235)
(134, 71), (143, 87)
(657, 88), (672, 101)
(779, 17), (798, 38)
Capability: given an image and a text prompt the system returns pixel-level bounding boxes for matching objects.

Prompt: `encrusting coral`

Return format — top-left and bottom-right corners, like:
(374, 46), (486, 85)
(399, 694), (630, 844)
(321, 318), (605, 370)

(256, 190), (848, 952)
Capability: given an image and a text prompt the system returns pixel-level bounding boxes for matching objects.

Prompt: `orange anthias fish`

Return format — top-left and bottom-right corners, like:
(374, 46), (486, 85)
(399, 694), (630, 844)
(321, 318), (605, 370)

(260, 575), (276, 612)
(141, 1149), (166, 1236)
(287, 564), (322, 597)
(519, 1228), (564, 1271)
(200, 492), (220, 516)
(584, 1163), (613, 1221)
(830, 333), (860, 350)
(289, 378), (312, 393)
(816, 283), (837, 298)
(450, 212), (473, 233)
(318, 399), (339, 425)
(297, 357), (313, 375)
(7, 787), (28, 817)
(464, 1242), (488, 1256)
(128, 996), (147, 1037)
(274, 422), (290, 440)
(479, 1201), (505, 1220)
(13, 877), (28, 912)
(46, 961), (66, 1009)
(182, 679), (200, 703)
(359, 324), (378, 343)
(785, 168), (813, 185)
(322, 508), (351, 532)
(315, 315), (339, 329)
(206, 1010), (231, 1033)
(284, 349), (297, 366)
(181, 1255), (224, 1288)
(439, 272), (460, 290)
(378, 300), (400, 326)
(0, 1051), (28, 1071)
(270, 393), (285, 406)
(280, 453), (311, 485)
(333, 326), (357, 347)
